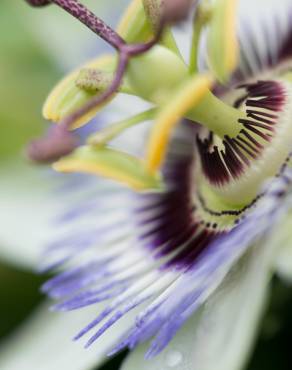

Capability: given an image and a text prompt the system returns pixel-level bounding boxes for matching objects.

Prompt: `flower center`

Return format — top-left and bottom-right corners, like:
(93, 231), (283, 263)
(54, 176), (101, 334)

(196, 79), (292, 205)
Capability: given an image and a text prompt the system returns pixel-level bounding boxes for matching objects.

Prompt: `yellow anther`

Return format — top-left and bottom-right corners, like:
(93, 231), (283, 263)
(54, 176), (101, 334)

(225, 0), (239, 73)
(208, 0), (239, 83)
(43, 55), (115, 129)
(146, 74), (213, 172)
(117, 0), (153, 43)
(53, 146), (162, 192)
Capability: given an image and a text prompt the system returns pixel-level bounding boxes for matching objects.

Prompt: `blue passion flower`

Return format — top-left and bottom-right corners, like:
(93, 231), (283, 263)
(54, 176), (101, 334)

(22, 0), (292, 369)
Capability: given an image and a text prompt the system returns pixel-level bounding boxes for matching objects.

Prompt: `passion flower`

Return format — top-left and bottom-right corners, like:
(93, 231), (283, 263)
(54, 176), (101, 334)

(23, 0), (292, 369)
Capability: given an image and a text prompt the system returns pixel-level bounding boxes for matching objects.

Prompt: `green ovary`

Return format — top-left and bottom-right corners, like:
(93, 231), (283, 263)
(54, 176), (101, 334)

(127, 45), (245, 137)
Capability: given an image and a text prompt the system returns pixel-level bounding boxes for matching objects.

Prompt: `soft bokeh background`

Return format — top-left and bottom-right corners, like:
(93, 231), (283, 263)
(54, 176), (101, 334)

(0, 1), (292, 369)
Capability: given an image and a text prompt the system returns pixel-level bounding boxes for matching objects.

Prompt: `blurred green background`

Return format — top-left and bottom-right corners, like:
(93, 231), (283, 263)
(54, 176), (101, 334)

(0, 1), (292, 369)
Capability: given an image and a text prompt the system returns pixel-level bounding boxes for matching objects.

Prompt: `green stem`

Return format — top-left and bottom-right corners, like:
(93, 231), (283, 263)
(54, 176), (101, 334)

(189, 5), (212, 73)
(189, 20), (202, 74)
(186, 90), (245, 138)
(88, 107), (157, 146)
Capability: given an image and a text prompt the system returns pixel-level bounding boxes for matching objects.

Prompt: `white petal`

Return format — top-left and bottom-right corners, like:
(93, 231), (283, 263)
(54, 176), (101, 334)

(121, 241), (274, 370)
(0, 300), (132, 370)
(0, 159), (57, 269)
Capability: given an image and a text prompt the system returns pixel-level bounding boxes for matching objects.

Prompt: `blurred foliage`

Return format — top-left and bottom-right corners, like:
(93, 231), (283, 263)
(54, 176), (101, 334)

(0, 263), (46, 341)
(247, 277), (292, 370)
(96, 352), (128, 370)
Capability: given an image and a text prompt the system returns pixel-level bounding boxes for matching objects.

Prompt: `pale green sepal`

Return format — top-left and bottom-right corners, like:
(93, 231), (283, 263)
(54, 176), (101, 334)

(121, 243), (273, 370)
(207, 0), (239, 83)
(53, 145), (163, 192)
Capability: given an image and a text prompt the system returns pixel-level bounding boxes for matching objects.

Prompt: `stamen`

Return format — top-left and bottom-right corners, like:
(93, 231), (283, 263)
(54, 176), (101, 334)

(43, 55), (115, 126)
(76, 69), (115, 93)
(28, 53), (128, 163)
(61, 54), (129, 129)
(207, 0), (239, 83)
(53, 145), (163, 191)
(76, 68), (135, 96)
(26, 0), (179, 164)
